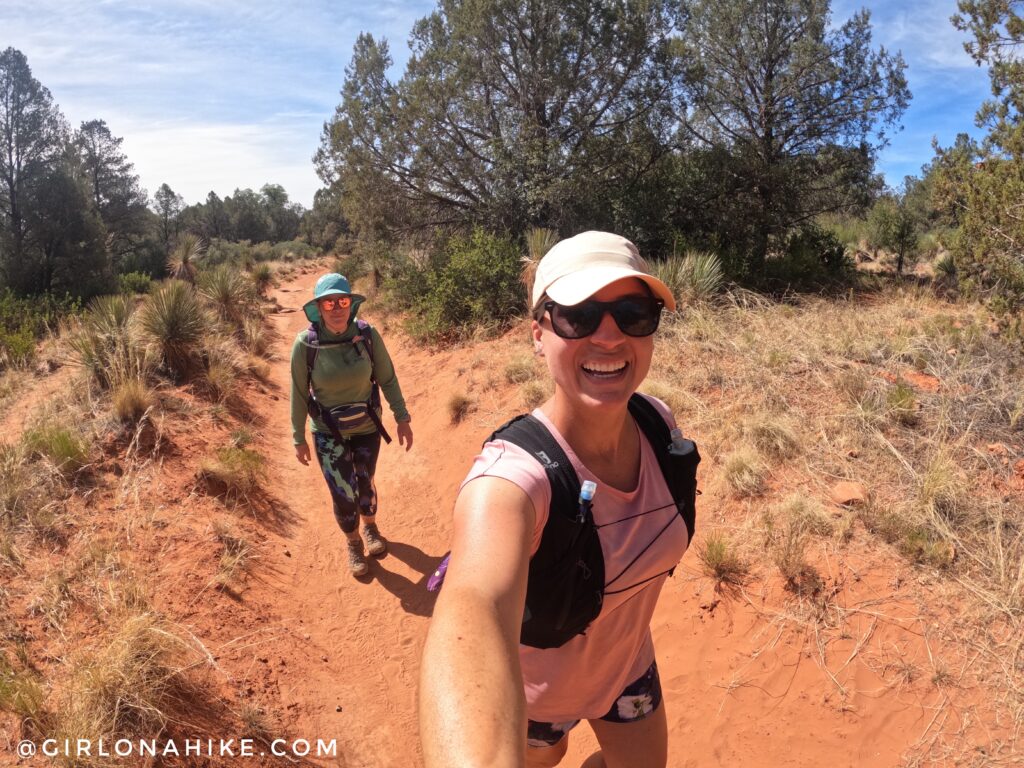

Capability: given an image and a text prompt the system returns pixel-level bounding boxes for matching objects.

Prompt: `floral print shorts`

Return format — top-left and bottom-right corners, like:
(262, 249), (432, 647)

(526, 660), (663, 748)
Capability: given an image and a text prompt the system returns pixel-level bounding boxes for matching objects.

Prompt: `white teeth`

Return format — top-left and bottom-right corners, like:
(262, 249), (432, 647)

(582, 361), (627, 374)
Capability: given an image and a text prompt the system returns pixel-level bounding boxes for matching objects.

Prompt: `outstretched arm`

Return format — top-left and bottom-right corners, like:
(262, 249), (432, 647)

(420, 477), (534, 767)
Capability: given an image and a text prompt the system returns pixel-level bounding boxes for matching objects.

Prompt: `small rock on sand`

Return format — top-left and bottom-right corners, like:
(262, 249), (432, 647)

(830, 481), (867, 507)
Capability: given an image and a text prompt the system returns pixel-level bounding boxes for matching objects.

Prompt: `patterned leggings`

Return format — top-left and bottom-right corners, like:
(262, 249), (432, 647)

(313, 431), (381, 534)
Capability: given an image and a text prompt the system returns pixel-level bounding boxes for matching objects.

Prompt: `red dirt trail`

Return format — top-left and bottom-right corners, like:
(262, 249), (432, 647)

(215, 268), (996, 767)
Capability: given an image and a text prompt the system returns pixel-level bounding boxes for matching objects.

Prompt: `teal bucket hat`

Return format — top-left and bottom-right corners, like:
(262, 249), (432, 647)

(303, 273), (366, 323)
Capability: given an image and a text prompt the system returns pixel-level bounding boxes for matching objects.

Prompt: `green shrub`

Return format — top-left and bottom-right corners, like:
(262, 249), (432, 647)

(117, 272), (153, 295)
(139, 281), (208, 380)
(414, 229), (526, 339)
(0, 290), (82, 370)
(766, 225), (853, 285)
(0, 325), (36, 369)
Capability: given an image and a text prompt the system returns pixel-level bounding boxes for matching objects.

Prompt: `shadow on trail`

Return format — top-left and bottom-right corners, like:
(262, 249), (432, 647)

(364, 540), (444, 617)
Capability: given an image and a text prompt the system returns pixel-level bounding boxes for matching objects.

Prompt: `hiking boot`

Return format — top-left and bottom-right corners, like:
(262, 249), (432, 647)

(347, 539), (369, 577)
(363, 523), (387, 557)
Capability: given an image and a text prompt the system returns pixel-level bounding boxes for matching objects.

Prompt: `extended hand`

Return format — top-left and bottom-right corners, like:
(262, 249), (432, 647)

(295, 442), (311, 465)
(398, 421), (414, 452)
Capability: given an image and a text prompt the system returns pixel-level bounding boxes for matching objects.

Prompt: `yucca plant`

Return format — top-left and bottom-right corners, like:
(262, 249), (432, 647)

(651, 250), (725, 306)
(66, 294), (151, 390)
(198, 265), (256, 326)
(166, 233), (206, 284)
(251, 263), (273, 297)
(934, 252), (957, 281)
(521, 227), (559, 297)
(139, 281), (207, 381)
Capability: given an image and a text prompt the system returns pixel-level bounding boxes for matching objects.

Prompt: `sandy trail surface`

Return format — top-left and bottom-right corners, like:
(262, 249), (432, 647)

(231, 267), (982, 767)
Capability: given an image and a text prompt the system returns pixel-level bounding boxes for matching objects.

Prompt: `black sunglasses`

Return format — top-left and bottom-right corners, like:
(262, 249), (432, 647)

(542, 296), (665, 339)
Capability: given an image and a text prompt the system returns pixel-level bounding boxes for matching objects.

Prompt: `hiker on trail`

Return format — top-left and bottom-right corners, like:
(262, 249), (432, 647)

(420, 232), (699, 768)
(290, 273), (413, 577)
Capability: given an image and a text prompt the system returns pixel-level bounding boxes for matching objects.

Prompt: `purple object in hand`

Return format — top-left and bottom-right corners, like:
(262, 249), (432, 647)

(427, 553), (450, 592)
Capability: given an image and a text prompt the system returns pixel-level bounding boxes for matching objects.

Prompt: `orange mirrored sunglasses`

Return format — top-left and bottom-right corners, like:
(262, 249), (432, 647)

(318, 296), (352, 310)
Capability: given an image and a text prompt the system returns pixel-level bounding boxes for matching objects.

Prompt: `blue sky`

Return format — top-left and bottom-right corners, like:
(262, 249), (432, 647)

(2, 0), (990, 209)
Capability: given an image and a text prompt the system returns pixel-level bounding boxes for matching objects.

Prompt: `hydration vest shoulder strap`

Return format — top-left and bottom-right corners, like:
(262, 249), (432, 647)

(488, 415), (580, 519)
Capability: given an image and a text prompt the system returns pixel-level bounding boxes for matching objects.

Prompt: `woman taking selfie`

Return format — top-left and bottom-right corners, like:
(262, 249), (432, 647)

(420, 232), (699, 767)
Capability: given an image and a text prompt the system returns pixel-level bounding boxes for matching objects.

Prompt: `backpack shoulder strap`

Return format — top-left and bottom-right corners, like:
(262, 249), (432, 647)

(488, 415), (580, 521)
(628, 393), (699, 541)
(305, 323), (319, 394)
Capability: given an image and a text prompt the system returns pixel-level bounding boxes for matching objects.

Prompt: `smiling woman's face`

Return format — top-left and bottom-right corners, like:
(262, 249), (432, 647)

(318, 296), (352, 333)
(532, 277), (654, 411)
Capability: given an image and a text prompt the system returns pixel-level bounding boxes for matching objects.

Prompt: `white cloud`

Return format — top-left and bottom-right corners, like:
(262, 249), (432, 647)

(2, 1), (435, 207)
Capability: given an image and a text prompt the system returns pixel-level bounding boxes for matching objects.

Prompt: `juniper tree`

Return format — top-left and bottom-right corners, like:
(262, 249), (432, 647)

(317, 0), (686, 246)
(678, 0), (909, 274)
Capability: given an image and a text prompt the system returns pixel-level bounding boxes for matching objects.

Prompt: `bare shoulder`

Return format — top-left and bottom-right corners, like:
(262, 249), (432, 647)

(447, 477), (535, 596)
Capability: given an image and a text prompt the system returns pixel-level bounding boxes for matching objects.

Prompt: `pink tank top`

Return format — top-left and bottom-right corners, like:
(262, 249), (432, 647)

(460, 396), (691, 722)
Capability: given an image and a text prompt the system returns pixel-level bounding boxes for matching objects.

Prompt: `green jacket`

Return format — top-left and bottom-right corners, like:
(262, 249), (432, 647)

(289, 321), (410, 445)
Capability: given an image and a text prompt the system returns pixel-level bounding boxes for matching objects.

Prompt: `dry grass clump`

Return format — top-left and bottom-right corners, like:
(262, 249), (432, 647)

(241, 315), (269, 356)
(0, 655), (46, 727)
(745, 416), (801, 460)
(201, 338), (246, 404)
(199, 446), (267, 503)
(53, 612), (192, 755)
(504, 355), (537, 384)
(698, 530), (749, 587)
(27, 569), (75, 631)
(520, 379), (551, 410)
(0, 443), (43, 528)
(213, 519), (253, 585)
(448, 393), (473, 424)
(722, 448), (767, 496)
(111, 378), (154, 423)
(22, 421), (90, 478)
(886, 379), (919, 426)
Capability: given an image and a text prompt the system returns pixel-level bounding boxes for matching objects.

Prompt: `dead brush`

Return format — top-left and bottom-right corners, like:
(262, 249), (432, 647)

(27, 569), (76, 632)
(53, 612), (193, 755)
(771, 519), (824, 597)
(0, 442), (43, 529)
(448, 393), (473, 424)
(213, 520), (253, 585)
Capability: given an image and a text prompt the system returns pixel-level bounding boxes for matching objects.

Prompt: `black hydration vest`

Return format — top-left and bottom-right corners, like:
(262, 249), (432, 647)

(489, 393), (699, 649)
